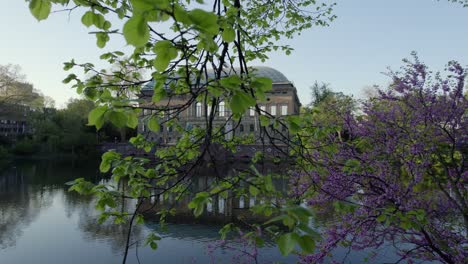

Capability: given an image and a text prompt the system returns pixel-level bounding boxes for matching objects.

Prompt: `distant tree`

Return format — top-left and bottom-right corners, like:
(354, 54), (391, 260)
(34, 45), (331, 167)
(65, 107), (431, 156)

(64, 98), (95, 119)
(444, 0), (468, 7)
(305, 82), (356, 138)
(0, 64), (42, 107)
(361, 84), (380, 99)
(308, 81), (334, 107)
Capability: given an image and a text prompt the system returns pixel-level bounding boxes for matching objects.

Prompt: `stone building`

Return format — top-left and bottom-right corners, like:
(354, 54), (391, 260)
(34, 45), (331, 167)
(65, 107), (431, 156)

(138, 66), (301, 146)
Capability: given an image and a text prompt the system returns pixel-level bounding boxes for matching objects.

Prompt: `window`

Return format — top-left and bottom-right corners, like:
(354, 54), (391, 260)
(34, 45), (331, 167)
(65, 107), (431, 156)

(270, 105), (277, 116)
(260, 105), (266, 114)
(207, 105), (212, 116)
(219, 101), (225, 117)
(281, 105), (288, 115)
(196, 102), (202, 117)
(240, 124), (244, 132)
(249, 107), (255, 116)
(249, 124), (254, 132)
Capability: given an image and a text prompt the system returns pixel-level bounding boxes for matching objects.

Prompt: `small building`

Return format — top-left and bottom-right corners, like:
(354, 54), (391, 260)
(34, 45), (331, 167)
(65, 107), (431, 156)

(138, 66), (301, 146)
(0, 103), (29, 141)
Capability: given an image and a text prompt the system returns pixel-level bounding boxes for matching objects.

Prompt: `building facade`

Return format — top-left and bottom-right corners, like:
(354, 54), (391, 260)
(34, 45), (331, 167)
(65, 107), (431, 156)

(138, 67), (301, 145)
(0, 103), (29, 141)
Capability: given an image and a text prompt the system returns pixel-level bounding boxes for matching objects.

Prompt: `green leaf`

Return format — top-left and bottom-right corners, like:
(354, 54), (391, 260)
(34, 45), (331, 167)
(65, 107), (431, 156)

(153, 40), (178, 72)
(152, 84), (167, 102)
(188, 192), (210, 217)
(88, 106), (108, 130)
(376, 214), (386, 223)
(147, 116), (160, 132)
(286, 115), (302, 133)
(100, 151), (120, 173)
(92, 13), (106, 28)
(193, 205), (204, 217)
(414, 209), (426, 222)
(145, 232), (161, 250)
(97, 213), (110, 224)
(220, 75), (242, 89)
(108, 111), (128, 128)
(127, 113), (138, 128)
(29, 0), (51, 21)
(99, 160), (111, 173)
(123, 15), (149, 47)
(136, 214), (145, 224)
(282, 215), (295, 229)
(277, 233), (295, 256)
(297, 235), (315, 253)
(251, 77), (273, 92)
(229, 91), (256, 114)
(249, 185), (260, 196)
(222, 28), (236, 43)
(263, 214), (287, 225)
(102, 21), (111, 30)
(81, 11), (94, 27)
(188, 9), (219, 35)
(259, 115), (270, 127)
(173, 4), (191, 25)
(219, 223), (234, 240)
(96, 32), (110, 48)
(264, 175), (274, 192)
(150, 241), (158, 250)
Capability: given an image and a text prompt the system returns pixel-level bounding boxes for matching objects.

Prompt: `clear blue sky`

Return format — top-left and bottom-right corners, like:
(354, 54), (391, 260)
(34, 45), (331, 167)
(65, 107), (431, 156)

(1, 0), (467, 107)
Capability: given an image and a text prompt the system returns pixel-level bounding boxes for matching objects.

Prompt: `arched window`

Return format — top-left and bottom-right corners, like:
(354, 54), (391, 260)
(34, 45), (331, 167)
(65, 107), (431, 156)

(196, 102), (202, 117)
(219, 101), (225, 117)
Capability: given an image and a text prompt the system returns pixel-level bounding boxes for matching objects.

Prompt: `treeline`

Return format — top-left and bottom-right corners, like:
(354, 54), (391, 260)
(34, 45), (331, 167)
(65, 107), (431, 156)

(0, 64), (135, 159)
(1, 98), (136, 158)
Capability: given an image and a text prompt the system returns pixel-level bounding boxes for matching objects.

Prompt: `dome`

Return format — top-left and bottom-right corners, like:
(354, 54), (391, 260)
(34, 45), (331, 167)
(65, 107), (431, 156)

(142, 66), (289, 91)
(250, 66), (289, 83)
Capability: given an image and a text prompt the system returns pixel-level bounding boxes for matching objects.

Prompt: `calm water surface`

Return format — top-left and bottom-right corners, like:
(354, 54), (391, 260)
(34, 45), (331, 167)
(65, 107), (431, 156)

(0, 159), (402, 264)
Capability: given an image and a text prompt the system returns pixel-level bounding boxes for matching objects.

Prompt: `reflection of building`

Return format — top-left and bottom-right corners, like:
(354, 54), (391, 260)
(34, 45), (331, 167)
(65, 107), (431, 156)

(140, 161), (289, 225)
(0, 104), (29, 140)
(138, 67), (301, 145)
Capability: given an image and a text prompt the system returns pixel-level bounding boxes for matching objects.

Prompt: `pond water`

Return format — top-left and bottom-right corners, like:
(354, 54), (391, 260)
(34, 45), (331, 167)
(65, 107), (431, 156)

(0, 159), (403, 264)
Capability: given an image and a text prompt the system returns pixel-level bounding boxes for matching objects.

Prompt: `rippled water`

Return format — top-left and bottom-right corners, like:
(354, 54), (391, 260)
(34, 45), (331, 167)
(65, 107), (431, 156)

(0, 159), (404, 264)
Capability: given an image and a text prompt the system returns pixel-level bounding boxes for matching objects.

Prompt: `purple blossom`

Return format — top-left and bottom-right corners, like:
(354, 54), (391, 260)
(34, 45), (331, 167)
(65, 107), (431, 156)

(294, 55), (468, 264)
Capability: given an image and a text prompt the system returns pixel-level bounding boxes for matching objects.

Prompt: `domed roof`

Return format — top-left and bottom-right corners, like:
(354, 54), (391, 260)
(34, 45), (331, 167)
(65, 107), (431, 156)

(250, 66), (289, 83)
(142, 66), (289, 91)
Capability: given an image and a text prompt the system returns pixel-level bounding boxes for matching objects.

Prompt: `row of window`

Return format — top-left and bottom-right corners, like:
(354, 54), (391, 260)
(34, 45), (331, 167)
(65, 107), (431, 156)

(0, 127), (25, 133)
(195, 102), (288, 117)
(0, 120), (24, 124)
(141, 103), (290, 118)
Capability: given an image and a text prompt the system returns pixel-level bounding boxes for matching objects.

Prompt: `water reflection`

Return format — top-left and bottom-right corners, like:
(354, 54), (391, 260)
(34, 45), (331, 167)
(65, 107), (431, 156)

(141, 161), (291, 225)
(0, 159), (294, 264)
(0, 159), (404, 264)
(0, 164), (52, 249)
